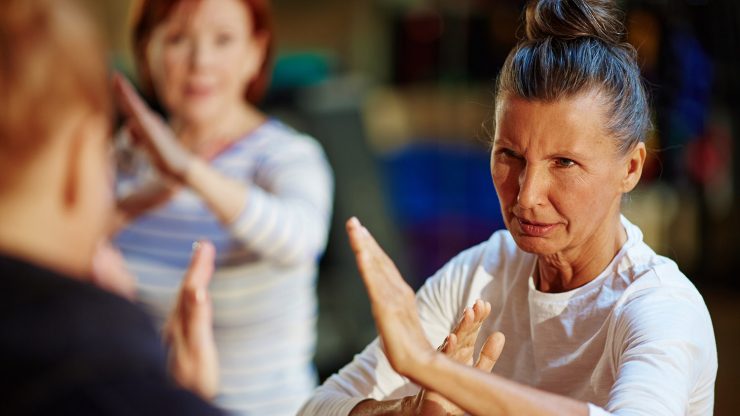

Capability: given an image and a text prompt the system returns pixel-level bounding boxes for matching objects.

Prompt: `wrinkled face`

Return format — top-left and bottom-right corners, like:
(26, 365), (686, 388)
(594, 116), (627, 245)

(147, 0), (264, 124)
(491, 92), (630, 257)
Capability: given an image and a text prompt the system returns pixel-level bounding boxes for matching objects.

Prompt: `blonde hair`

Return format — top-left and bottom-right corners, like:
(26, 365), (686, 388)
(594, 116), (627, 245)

(0, 0), (111, 164)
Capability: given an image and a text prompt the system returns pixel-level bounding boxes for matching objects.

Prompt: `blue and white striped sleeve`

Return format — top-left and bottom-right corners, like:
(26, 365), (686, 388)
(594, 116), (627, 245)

(229, 133), (334, 265)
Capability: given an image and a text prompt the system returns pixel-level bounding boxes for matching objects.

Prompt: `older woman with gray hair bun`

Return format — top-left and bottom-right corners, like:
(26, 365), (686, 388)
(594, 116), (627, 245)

(299, 0), (716, 415)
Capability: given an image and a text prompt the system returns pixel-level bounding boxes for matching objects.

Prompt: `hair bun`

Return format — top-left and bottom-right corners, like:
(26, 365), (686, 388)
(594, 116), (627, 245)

(525, 0), (624, 44)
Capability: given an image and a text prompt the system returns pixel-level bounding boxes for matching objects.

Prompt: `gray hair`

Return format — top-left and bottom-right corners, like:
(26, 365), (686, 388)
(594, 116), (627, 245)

(496, 0), (651, 154)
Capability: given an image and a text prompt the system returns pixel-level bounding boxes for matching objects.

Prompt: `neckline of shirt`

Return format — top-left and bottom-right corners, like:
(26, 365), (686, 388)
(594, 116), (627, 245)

(526, 215), (641, 303)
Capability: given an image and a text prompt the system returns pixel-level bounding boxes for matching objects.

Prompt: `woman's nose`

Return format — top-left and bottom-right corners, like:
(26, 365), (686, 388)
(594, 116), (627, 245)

(517, 166), (547, 208)
(189, 39), (213, 70)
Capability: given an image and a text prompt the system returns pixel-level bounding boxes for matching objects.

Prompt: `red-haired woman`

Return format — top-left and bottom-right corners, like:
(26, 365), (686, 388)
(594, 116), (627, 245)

(112, 1), (333, 414)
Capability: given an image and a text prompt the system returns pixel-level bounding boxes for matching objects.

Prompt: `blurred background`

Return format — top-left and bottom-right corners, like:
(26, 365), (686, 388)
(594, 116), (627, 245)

(84, 0), (739, 413)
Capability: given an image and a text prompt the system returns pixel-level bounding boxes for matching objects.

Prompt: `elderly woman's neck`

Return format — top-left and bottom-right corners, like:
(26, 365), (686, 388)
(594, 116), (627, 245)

(535, 220), (628, 293)
(172, 102), (266, 152)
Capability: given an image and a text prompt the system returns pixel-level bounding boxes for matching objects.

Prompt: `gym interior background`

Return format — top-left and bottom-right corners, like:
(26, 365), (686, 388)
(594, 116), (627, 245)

(84, 0), (740, 413)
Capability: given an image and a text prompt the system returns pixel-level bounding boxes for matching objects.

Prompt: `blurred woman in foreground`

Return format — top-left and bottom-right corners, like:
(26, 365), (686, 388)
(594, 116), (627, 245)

(0, 0), (220, 413)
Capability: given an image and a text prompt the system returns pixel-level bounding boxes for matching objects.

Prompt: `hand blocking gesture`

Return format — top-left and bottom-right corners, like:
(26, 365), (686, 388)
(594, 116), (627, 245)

(164, 241), (219, 400)
(416, 300), (505, 415)
(346, 217), (505, 415)
(90, 239), (220, 399)
(113, 74), (193, 182)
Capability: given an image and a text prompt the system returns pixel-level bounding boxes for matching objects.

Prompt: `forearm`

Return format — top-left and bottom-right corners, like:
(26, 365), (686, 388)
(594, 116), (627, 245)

(415, 354), (589, 416)
(185, 158), (330, 264)
(112, 180), (177, 235)
(184, 158), (247, 225)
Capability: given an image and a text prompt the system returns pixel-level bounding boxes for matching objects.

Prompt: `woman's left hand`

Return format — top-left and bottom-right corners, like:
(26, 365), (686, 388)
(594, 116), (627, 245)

(415, 300), (504, 416)
(113, 74), (193, 182)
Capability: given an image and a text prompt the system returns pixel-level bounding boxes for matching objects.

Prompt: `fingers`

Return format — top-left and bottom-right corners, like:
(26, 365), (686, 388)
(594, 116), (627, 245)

(459, 307), (474, 330)
(345, 217), (377, 296)
(164, 240), (219, 398)
(471, 299), (491, 326)
(346, 217), (392, 265)
(114, 76), (158, 152)
(345, 217), (367, 258)
(345, 217), (407, 299)
(184, 240), (215, 292)
(475, 331), (506, 372)
(438, 298), (495, 368)
(439, 333), (457, 354)
(113, 73), (169, 148)
(346, 217), (380, 262)
(451, 299), (491, 340)
(124, 120), (145, 145)
(171, 241), (215, 342)
(113, 72), (151, 122)
(184, 241), (214, 338)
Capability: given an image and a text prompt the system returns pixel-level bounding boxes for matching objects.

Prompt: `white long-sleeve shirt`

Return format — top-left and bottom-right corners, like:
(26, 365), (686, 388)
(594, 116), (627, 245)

(115, 119), (334, 416)
(299, 216), (716, 416)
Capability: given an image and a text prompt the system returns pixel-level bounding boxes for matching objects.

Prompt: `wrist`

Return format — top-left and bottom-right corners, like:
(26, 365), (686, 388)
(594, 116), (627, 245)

(180, 155), (201, 186)
(406, 344), (438, 380)
(399, 347), (441, 396)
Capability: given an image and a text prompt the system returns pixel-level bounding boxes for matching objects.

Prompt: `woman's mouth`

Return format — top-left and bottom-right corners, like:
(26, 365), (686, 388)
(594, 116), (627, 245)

(516, 217), (557, 237)
(184, 85), (214, 98)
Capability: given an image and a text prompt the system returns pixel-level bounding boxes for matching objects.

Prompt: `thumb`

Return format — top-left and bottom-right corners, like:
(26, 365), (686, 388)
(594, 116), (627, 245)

(179, 241), (215, 341)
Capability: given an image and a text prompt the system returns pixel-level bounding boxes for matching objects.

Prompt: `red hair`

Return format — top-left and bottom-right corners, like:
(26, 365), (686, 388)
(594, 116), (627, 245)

(131, 0), (274, 105)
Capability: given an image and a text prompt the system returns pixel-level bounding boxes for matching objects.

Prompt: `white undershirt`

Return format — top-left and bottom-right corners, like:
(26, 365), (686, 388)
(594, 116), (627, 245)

(299, 216), (717, 416)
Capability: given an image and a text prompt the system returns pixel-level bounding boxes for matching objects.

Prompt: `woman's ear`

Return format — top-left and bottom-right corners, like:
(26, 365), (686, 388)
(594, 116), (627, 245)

(62, 114), (109, 211)
(620, 142), (646, 193)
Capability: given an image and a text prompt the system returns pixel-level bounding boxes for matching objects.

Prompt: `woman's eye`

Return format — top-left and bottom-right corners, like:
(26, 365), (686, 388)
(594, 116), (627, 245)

(497, 148), (519, 159)
(165, 33), (185, 45)
(555, 157), (576, 168)
(216, 33), (233, 46)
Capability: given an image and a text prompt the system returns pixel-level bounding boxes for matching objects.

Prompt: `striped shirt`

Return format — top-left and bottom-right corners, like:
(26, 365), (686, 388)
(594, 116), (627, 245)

(114, 120), (334, 415)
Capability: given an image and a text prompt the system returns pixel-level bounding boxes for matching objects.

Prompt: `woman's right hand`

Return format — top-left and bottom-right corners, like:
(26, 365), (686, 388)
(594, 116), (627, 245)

(346, 218), (506, 416)
(164, 240), (219, 400)
(113, 74), (193, 182)
(346, 217), (433, 376)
